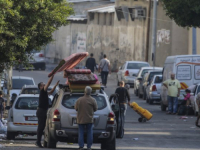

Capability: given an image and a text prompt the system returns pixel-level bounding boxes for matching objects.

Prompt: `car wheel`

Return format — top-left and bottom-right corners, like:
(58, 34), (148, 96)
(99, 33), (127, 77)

(7, 132), (16, 140)
(161, 101), (167, 111)
(47, 131), (57, 148)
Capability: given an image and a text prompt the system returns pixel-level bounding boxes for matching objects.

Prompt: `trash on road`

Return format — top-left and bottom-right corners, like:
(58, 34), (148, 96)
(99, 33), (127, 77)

(180, 116), (188, 119)
(133, 138), (139, 140)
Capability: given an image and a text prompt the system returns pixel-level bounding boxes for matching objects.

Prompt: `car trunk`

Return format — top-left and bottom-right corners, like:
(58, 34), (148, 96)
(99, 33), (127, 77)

(128, 69), (139, 77)
(60, 95), (109, 130)
(13, 97), (38, 125)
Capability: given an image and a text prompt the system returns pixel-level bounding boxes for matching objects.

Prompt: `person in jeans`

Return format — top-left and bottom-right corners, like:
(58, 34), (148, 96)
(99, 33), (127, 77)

(85, 53), (97, 73)
(163, 73), (181, 114)
(75, 86), (98, 150)
(0, 91), (5, 121)
(115, 81), (131, 116)
(35, 75), (59, 148)
(98, 54), (111, 87)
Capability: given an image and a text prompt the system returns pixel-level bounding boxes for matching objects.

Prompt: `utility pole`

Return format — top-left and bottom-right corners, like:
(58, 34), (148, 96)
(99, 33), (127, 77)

(151, 0), (157, 68)
(192, 27), (197, 55)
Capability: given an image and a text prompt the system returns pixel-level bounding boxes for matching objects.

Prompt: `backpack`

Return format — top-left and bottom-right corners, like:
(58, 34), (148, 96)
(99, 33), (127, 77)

(178, 105), (186, 115)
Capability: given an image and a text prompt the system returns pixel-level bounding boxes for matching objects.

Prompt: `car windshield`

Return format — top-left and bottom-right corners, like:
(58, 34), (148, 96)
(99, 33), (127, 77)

(62, 95), (107, 110)
(127, 63), (149, 70)
(12, 79), (34, 89)
(154, 76), (163, 83)
(15, 97), (39, 110)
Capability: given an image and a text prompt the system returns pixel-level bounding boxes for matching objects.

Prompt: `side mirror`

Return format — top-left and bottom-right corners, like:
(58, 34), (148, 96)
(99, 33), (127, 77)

(5, 106), (11, 110)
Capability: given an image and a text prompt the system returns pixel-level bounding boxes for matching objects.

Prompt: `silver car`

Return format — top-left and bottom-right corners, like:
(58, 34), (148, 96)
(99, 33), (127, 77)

(146, 75), (162, 104)
(117, 61), (150, 87)
(43, 85), (116, 150)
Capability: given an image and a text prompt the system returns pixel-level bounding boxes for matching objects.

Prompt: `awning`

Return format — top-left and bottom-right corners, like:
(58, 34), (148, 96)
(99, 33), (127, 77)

(88, 5), (115, 13)
(67, 15), (87, 21)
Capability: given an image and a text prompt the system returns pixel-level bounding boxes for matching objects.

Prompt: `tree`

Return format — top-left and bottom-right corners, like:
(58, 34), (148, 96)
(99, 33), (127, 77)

(0, 0), (74, 71)
(162, 0), (200, 27)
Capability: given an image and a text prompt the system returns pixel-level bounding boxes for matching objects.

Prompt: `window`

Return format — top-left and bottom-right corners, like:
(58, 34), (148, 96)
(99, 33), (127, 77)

(115, 7), (124, 21)
(148, 72), (162, 82)
(128, 8), (135, 21)
(12, 79), (34, 89)
(176, 65), (191, 80)
(89, 13), (94, 21)
(62, 95), (107, 110)
(104, 13), (106, 25)
(154, 76), (163, 83)
(127, 63), (149, 70)
(15, 97), (39, 110)
(194, 65), (200, 80)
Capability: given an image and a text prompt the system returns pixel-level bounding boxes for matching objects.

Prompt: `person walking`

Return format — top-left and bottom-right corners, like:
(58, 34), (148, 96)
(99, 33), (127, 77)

(35, 75), (59, 148)
(163, 73), (181, 115)
(75, 86), (98, 150)
(115, 81), (131, 116)
(85, 53), (97, 73)
(0, 91), (5, 121)
(98, 54), (111, 87)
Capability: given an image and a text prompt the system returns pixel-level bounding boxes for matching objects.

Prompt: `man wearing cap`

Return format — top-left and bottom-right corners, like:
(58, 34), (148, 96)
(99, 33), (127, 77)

(75, 86), (98, 150)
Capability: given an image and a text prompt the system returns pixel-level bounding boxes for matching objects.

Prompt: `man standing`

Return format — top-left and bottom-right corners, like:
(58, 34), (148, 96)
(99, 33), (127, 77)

(35, 75), (59, 148)
(163, 73), (181, 114)
(115, 81), (131, 116)
(75, 86), (98, 150)
(86, 53), (97, 73)
(0, 91), (5, 121)
(98, 54), (111, 87)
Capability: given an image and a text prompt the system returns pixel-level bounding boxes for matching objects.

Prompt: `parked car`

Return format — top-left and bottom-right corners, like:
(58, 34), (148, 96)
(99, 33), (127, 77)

(145, 75), (163, 104)
(19, 85), (59, 103)
(43, 85), (116, 150)
(188, 84), (200, 116)
(15, 50), (46, 70)
(7, 94), (39, 139)
(3, 76), (35, 99)
(138, 69), (163, 99)
(133, 67), (163, 96)
(117, 61), (150, 87)
(161, 55), (200, 111)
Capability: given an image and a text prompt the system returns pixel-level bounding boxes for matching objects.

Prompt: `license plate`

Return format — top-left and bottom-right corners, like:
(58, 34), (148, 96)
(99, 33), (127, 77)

(27, 117), (38, 121)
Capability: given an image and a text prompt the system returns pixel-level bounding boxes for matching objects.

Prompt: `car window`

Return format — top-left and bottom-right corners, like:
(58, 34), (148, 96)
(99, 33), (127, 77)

(141, 69), (151, 77)
(62, 95), (107, 110)
(148, 72), (162, 82)
(127, 63), (149, 69)
(15, 97), (39, 110)
(154, 76), (163, 83)
(12, 79), (34, 89)
(21, 88), (40, 94)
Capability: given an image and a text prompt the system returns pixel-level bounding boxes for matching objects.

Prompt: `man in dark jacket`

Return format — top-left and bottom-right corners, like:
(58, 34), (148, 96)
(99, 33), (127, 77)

(86, 53), (97, 73)
(115, 81), (131, 116)
(35, 75), (59, 148)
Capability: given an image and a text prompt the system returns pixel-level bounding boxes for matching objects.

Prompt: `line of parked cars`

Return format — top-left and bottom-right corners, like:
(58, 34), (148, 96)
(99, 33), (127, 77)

(118, 54), (200, 117)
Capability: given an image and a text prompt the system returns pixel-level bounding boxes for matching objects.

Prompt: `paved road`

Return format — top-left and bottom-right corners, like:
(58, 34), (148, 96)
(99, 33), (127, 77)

(1, 69), (200, 150)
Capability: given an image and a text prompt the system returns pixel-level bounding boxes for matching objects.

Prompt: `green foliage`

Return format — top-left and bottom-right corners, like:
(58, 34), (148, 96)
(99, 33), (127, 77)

(162, 0), (200, 27)
(0, 0), (74, 70)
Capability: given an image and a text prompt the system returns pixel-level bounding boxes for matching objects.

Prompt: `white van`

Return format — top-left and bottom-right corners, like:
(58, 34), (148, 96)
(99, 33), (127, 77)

(161, 55), (200, 111)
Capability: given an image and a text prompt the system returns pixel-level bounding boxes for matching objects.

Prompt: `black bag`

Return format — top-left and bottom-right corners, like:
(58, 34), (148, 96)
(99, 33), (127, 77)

(186, 106), (194, 115)
(178, 105), (186, 115)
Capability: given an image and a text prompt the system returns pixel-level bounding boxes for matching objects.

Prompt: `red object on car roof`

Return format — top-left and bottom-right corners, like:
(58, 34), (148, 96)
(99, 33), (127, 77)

(48, 52), (89, 77)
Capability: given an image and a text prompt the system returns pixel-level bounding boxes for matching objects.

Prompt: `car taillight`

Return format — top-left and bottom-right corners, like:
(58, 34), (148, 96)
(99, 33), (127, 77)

(125, 70), (129, 76)
(53, 109), (60, 122)
(152, 85), (157, 91)
(39, 53), (44, 57)
(107, 112), (115, 124)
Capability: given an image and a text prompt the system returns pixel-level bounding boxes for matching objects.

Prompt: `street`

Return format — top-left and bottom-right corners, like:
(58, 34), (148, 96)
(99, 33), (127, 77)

(0, 69), (200, 150)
